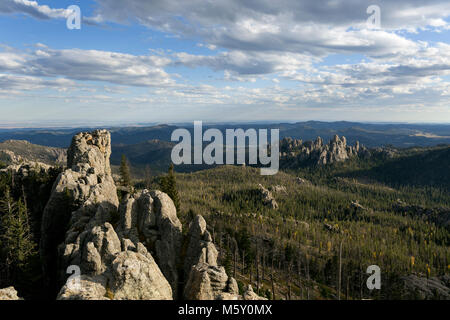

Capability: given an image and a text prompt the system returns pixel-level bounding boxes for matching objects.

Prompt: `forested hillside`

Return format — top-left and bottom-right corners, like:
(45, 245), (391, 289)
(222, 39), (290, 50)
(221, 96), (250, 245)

(0, 134), (448, 300)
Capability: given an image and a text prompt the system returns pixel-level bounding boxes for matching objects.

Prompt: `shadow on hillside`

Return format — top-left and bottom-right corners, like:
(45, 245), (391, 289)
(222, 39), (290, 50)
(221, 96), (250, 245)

(344, 147), (450, 189)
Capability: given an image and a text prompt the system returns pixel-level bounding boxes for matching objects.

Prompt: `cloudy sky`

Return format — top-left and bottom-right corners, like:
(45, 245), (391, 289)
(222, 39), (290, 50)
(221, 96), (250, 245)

(0, 0), (449, 126)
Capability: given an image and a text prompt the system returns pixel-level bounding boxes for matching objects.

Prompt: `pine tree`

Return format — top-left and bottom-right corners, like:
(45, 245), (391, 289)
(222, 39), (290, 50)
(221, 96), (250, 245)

(119, 154), (131, 187)
(0, 189), (37, 283)
(160, 164), (180, 212)
(223, 249), (233, 276)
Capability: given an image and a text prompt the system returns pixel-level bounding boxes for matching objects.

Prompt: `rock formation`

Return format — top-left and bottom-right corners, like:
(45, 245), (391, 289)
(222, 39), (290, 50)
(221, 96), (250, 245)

(39, 129), (264, 300)
(296, 177), (310, 185)
(40, 130), (119, 297)
(400, 275), (450, 299)
(271, 185), (287, 194)
(280, 135), (369, 165)
(0, 139), (66, 165)
(350, 200), (367, 213)
(0, 161), (52, 178)
(117, 190), (182, 296)
(257, 184), (278, 209)
(0, 287), (22, 300)
(0, 149), (21, 164)
(183, 215), (266, 300)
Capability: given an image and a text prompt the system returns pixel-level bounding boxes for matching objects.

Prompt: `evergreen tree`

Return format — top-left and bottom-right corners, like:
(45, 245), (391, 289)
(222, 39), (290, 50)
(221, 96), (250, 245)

(160, 164), (180, 212)
(119, 154), (131, 187)
(223, 249), (233, 275)
(0, 189), (37, 284)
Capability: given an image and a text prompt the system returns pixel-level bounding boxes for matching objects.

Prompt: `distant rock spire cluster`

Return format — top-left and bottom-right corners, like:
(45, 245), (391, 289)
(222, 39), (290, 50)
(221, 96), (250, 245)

(280, 134), (369, 165)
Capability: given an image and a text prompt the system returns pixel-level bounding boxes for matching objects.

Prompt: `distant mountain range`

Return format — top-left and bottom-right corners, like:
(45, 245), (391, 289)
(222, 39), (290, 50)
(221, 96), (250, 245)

(1, 121), (449, 175)
(0, 121), (449, 149)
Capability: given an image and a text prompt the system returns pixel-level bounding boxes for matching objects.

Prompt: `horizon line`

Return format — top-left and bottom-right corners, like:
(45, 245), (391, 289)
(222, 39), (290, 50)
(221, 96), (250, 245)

(1, 119), (450, 130)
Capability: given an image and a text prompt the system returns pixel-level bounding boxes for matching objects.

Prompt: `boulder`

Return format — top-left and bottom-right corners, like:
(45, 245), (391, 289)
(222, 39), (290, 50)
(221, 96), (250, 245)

(183, 263), (229, 300)
(111, 247), (173, 300)
(57, 275), (109, 300)
(243, 285), (267, 300)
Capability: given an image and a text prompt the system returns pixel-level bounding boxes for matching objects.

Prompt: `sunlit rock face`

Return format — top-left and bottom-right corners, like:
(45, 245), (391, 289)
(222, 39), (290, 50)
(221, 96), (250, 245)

(40, 129), (264, 300)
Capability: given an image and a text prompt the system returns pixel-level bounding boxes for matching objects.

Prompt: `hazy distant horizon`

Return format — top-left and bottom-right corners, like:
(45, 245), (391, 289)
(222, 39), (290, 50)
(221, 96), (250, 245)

(1, 119), (450, 130)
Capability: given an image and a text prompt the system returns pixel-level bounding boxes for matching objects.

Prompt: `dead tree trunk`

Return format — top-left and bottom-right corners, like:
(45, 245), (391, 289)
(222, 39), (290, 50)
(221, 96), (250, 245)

(233, 248), (237, 279)
(242, 250), (245, 275)
(256, 245), (260, 292)
(287, 263), (292, 300)
(262, 247), (265, 281)
(271, 253), (275, 300)
(306, 253), (310, 300)
(338, 240), (343, 300)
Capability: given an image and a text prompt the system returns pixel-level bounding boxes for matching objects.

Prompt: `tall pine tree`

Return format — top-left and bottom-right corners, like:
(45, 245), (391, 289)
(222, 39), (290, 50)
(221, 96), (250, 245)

(119, 154), (131, 187)
(160, 164), (180, 212)
(0, 188), (37, 285)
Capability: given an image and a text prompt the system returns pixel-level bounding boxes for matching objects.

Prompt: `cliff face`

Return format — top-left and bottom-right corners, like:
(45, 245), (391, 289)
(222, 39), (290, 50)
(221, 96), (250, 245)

(40, 130), (119, 298)
(40, 130), (263, 300)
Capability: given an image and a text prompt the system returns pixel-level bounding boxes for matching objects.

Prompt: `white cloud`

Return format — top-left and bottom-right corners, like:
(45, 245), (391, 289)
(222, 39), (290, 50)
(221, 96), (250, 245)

(0, 46), (174, 87)
(0, 0), (72, 19)
(90, 0), (450, 52)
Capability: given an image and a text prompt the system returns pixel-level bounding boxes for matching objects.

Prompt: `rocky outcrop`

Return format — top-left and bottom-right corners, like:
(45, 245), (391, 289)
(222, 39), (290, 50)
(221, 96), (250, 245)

(323, 223), (340, 233)
(57, 275), (109, 300)
(183, 215), (223, 299)
(296, 177), (310, 185)
(400, 275), (450, 300)
(0, 149), (21, 164)
(270, 185), (287, 193)
(183, 215), (263, 300)
(243, 285), (267, 300)
(117, 190), (182, 296)
(280, 135), (368, 165)
(183, 215), (266, 300)
(41, 129), (263, 301)
(0, 140), (66, 165)
(0, 162), (53, 178)
(257, 184), (278, 209)
(0, 287), (22, 300)
(40, 130), (119, 296)
(42, 130), (174, 300)
(351, 200), (367, 213)
(394, 200), (450, 228)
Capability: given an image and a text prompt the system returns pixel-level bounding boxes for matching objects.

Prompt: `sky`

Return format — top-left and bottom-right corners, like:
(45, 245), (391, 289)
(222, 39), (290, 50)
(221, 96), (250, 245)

(0, 0), (449, 126)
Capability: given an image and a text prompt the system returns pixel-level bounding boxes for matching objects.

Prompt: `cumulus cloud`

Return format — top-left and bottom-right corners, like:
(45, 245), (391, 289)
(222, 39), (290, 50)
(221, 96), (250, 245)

(90, 0), (450, 51)
(0, 0), (72, 19)
(172, 50), (316, 75)
(0, 46), (174, 87)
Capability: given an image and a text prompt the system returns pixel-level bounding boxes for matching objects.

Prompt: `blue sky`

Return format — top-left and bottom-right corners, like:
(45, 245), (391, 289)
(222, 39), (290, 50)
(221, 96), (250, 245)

(0, 0), (449, 126)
